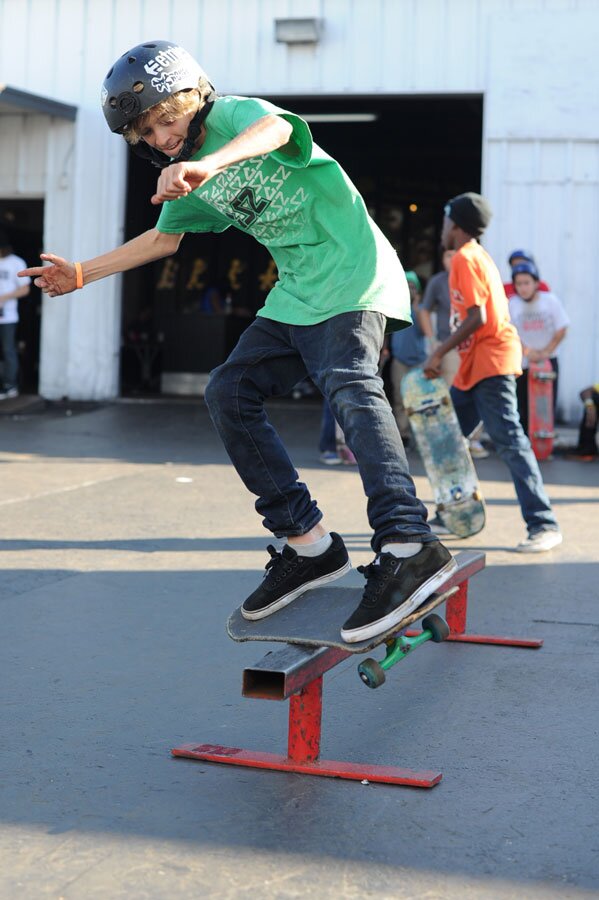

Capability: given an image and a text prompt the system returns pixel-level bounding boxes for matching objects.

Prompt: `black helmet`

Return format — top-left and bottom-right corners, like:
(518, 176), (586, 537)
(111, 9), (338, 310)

(101, 40), (209, 133)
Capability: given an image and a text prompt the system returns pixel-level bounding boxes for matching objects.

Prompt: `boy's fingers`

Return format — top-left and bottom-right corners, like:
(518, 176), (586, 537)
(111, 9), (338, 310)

(40, 252), (63, 262)
(18, 266), (46, 277)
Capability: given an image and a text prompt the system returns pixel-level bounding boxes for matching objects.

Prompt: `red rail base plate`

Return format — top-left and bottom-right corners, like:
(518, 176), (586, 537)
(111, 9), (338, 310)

(172, 744), (443, 788)
(405, 630), (543, 648)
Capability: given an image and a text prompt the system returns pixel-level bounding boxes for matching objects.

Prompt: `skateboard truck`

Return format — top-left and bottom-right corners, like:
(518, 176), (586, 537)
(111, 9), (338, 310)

(358, 610), (452, 689)
(173, 550), (543, 788)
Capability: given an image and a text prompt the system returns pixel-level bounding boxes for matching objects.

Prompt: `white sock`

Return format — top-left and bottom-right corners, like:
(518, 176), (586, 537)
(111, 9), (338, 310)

(381, 542), (423, 559)
(291, 533), (333, 557)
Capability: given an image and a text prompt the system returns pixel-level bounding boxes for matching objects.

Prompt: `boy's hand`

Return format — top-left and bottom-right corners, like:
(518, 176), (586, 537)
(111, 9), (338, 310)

(423, 351), (443, 379)
(527, 348), (543, 363)
(151, 160), (219, 205)
(17, 254), (77, 297)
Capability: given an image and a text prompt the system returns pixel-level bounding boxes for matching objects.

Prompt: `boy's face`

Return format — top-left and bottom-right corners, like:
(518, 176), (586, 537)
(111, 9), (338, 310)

(442, 249), (455, 271)
(139, 102), (199, 156)
(513, 273), (538, 301)
(441, 215), (457, 250)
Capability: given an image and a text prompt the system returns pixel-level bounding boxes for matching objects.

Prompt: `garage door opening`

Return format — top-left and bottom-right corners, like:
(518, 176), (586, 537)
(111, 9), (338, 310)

(0, 199), (44, 395)
(120, 94), (482, 395)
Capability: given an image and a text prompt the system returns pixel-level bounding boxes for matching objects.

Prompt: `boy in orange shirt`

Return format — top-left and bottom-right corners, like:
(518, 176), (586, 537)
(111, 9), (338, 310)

(424, 193), (562, 552)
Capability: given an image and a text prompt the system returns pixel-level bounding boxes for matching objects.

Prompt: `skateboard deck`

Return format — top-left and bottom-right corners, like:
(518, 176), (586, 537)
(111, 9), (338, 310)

(227, 582), (457, 654)
(400, 367), (485, 537)
(528, 360), (555, 461)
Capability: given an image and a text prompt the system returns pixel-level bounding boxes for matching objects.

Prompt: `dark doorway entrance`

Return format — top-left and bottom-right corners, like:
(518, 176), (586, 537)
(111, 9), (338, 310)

(120, 94), (482, 395)
(0, 199), (43, 393)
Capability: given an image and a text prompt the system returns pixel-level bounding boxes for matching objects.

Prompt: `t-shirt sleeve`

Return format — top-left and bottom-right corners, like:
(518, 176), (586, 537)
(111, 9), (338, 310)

(421, 276), (438, 311)
(228, 96), (313, 168)
(453, 253), (488, 310)
(155, 197), (230, 235)
(547, 293), (570, 330)
(14, 256), (31, 287)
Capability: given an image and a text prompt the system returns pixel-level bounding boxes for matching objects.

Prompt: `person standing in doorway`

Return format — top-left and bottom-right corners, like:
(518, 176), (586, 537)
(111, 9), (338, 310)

(423, 192), (562, 552)
(0, 230), (31, 400)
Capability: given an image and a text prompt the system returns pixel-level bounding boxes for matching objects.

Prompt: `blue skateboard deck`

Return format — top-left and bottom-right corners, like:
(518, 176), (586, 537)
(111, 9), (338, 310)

(401, 368), (485, 538)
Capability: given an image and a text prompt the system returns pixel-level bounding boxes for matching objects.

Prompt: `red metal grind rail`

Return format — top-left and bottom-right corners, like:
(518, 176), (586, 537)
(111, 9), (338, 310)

(173, 550), (543, 787)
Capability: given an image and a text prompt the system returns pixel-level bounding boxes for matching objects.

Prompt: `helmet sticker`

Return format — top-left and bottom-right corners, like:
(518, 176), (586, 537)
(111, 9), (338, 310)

(143, 45), (189, 76)
(151, 64), (195, 94)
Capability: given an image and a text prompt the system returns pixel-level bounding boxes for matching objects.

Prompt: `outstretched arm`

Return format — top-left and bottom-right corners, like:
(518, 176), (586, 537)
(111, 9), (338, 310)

(18, 228), (183, 297)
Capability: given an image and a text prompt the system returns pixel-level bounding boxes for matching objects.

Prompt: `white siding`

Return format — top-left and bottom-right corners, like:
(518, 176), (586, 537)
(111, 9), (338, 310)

(0, 0), (597, 413)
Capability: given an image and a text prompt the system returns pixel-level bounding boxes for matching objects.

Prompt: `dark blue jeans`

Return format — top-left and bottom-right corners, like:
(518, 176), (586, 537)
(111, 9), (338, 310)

(205, 312), (433, 551)
(451, 375), (558, 535)
(319, 399), (337, 454)
(0, 323), (18, 390)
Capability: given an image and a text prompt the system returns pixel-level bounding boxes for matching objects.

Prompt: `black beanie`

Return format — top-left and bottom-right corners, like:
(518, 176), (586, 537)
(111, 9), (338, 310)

(444, 192), (492, 237)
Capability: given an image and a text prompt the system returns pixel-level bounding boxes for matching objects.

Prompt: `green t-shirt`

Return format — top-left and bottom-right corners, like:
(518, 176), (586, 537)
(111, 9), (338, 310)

(156, 96), (411, 331)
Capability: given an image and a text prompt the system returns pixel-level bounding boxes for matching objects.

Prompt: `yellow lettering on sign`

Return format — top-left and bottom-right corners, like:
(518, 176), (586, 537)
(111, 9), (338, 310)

(186, 258), (208, 291)
(258, 259), (278, 292)
(228, 258), (246, 291)
(156, 258), (179, 290)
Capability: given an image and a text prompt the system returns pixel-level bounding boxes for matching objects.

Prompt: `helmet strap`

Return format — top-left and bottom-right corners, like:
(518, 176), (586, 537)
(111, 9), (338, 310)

(129, 90), (217, 170)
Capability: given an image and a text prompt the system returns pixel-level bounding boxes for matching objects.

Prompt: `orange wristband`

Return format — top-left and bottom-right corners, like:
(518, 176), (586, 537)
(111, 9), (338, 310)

(74, 261), (84, 290)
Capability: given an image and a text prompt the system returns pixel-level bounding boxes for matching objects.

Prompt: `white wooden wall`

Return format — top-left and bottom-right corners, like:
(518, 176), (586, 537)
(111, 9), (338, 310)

(0, 0), (597, 415)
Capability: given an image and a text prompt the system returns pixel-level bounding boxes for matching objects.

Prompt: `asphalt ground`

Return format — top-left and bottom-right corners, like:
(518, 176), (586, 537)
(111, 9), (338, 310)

(0, 397), (597, 899)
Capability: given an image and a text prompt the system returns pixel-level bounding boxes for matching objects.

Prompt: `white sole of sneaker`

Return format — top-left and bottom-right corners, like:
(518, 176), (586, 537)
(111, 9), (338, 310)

(340, 557), (458, 643)
(516, 532), (563, 553)
(241, 560), (352, 621)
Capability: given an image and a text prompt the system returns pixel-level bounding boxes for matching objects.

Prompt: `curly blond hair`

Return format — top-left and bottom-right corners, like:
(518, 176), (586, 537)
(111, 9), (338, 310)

(123, 77), (213, 145)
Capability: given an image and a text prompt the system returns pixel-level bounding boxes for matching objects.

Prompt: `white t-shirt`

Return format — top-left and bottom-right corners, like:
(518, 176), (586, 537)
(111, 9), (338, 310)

(0, 253), (30, 324)
(508, 291), (570, 368)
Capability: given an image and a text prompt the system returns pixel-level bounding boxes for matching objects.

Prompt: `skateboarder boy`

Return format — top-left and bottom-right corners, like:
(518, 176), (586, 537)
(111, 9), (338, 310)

(20, 41), (457, 642)
(423, 192), (562, 552)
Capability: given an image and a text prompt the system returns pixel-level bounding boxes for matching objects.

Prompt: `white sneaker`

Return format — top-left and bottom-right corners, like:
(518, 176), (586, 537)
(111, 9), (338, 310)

(0, 387), (18, 400)
(319, 451), (342, 466)
(517, 530), (563, 553)
(468, 439), (489, 459)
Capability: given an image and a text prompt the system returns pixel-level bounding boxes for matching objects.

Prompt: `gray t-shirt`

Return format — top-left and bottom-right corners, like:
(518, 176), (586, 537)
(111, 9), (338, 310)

(421, 270), (450, 340)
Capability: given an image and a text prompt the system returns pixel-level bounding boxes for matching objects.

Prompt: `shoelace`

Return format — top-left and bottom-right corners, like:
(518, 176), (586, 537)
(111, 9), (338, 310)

(263, 545), (303, 584)
(357, 555), (401, 607)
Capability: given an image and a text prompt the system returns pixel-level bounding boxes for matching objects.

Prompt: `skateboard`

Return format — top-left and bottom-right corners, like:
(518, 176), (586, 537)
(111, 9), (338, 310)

(227, 582), (458, 689)
(528, 360), (556, 461)
(400, 367), (485, 537)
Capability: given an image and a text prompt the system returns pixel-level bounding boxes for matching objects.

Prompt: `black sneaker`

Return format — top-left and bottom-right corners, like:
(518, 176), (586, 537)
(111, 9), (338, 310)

(241, 532), (351, 621)
(340, 542), (457, 643)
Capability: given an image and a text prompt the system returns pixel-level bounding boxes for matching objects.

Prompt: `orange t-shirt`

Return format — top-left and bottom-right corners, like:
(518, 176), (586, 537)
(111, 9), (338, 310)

(450, 241), (522, 391)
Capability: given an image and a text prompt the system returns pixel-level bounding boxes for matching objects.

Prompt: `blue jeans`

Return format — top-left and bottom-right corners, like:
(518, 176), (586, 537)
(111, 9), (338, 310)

(319, 399), (337, 454)
(0, 323), (18, 389)
(205, 312), (433, 551)
(451, 376), (558, 535)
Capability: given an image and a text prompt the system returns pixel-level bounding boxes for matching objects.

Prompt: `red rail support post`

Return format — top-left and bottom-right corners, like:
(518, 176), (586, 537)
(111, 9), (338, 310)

(288, 678), (322, 762)
(445, 581), (468, 634)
